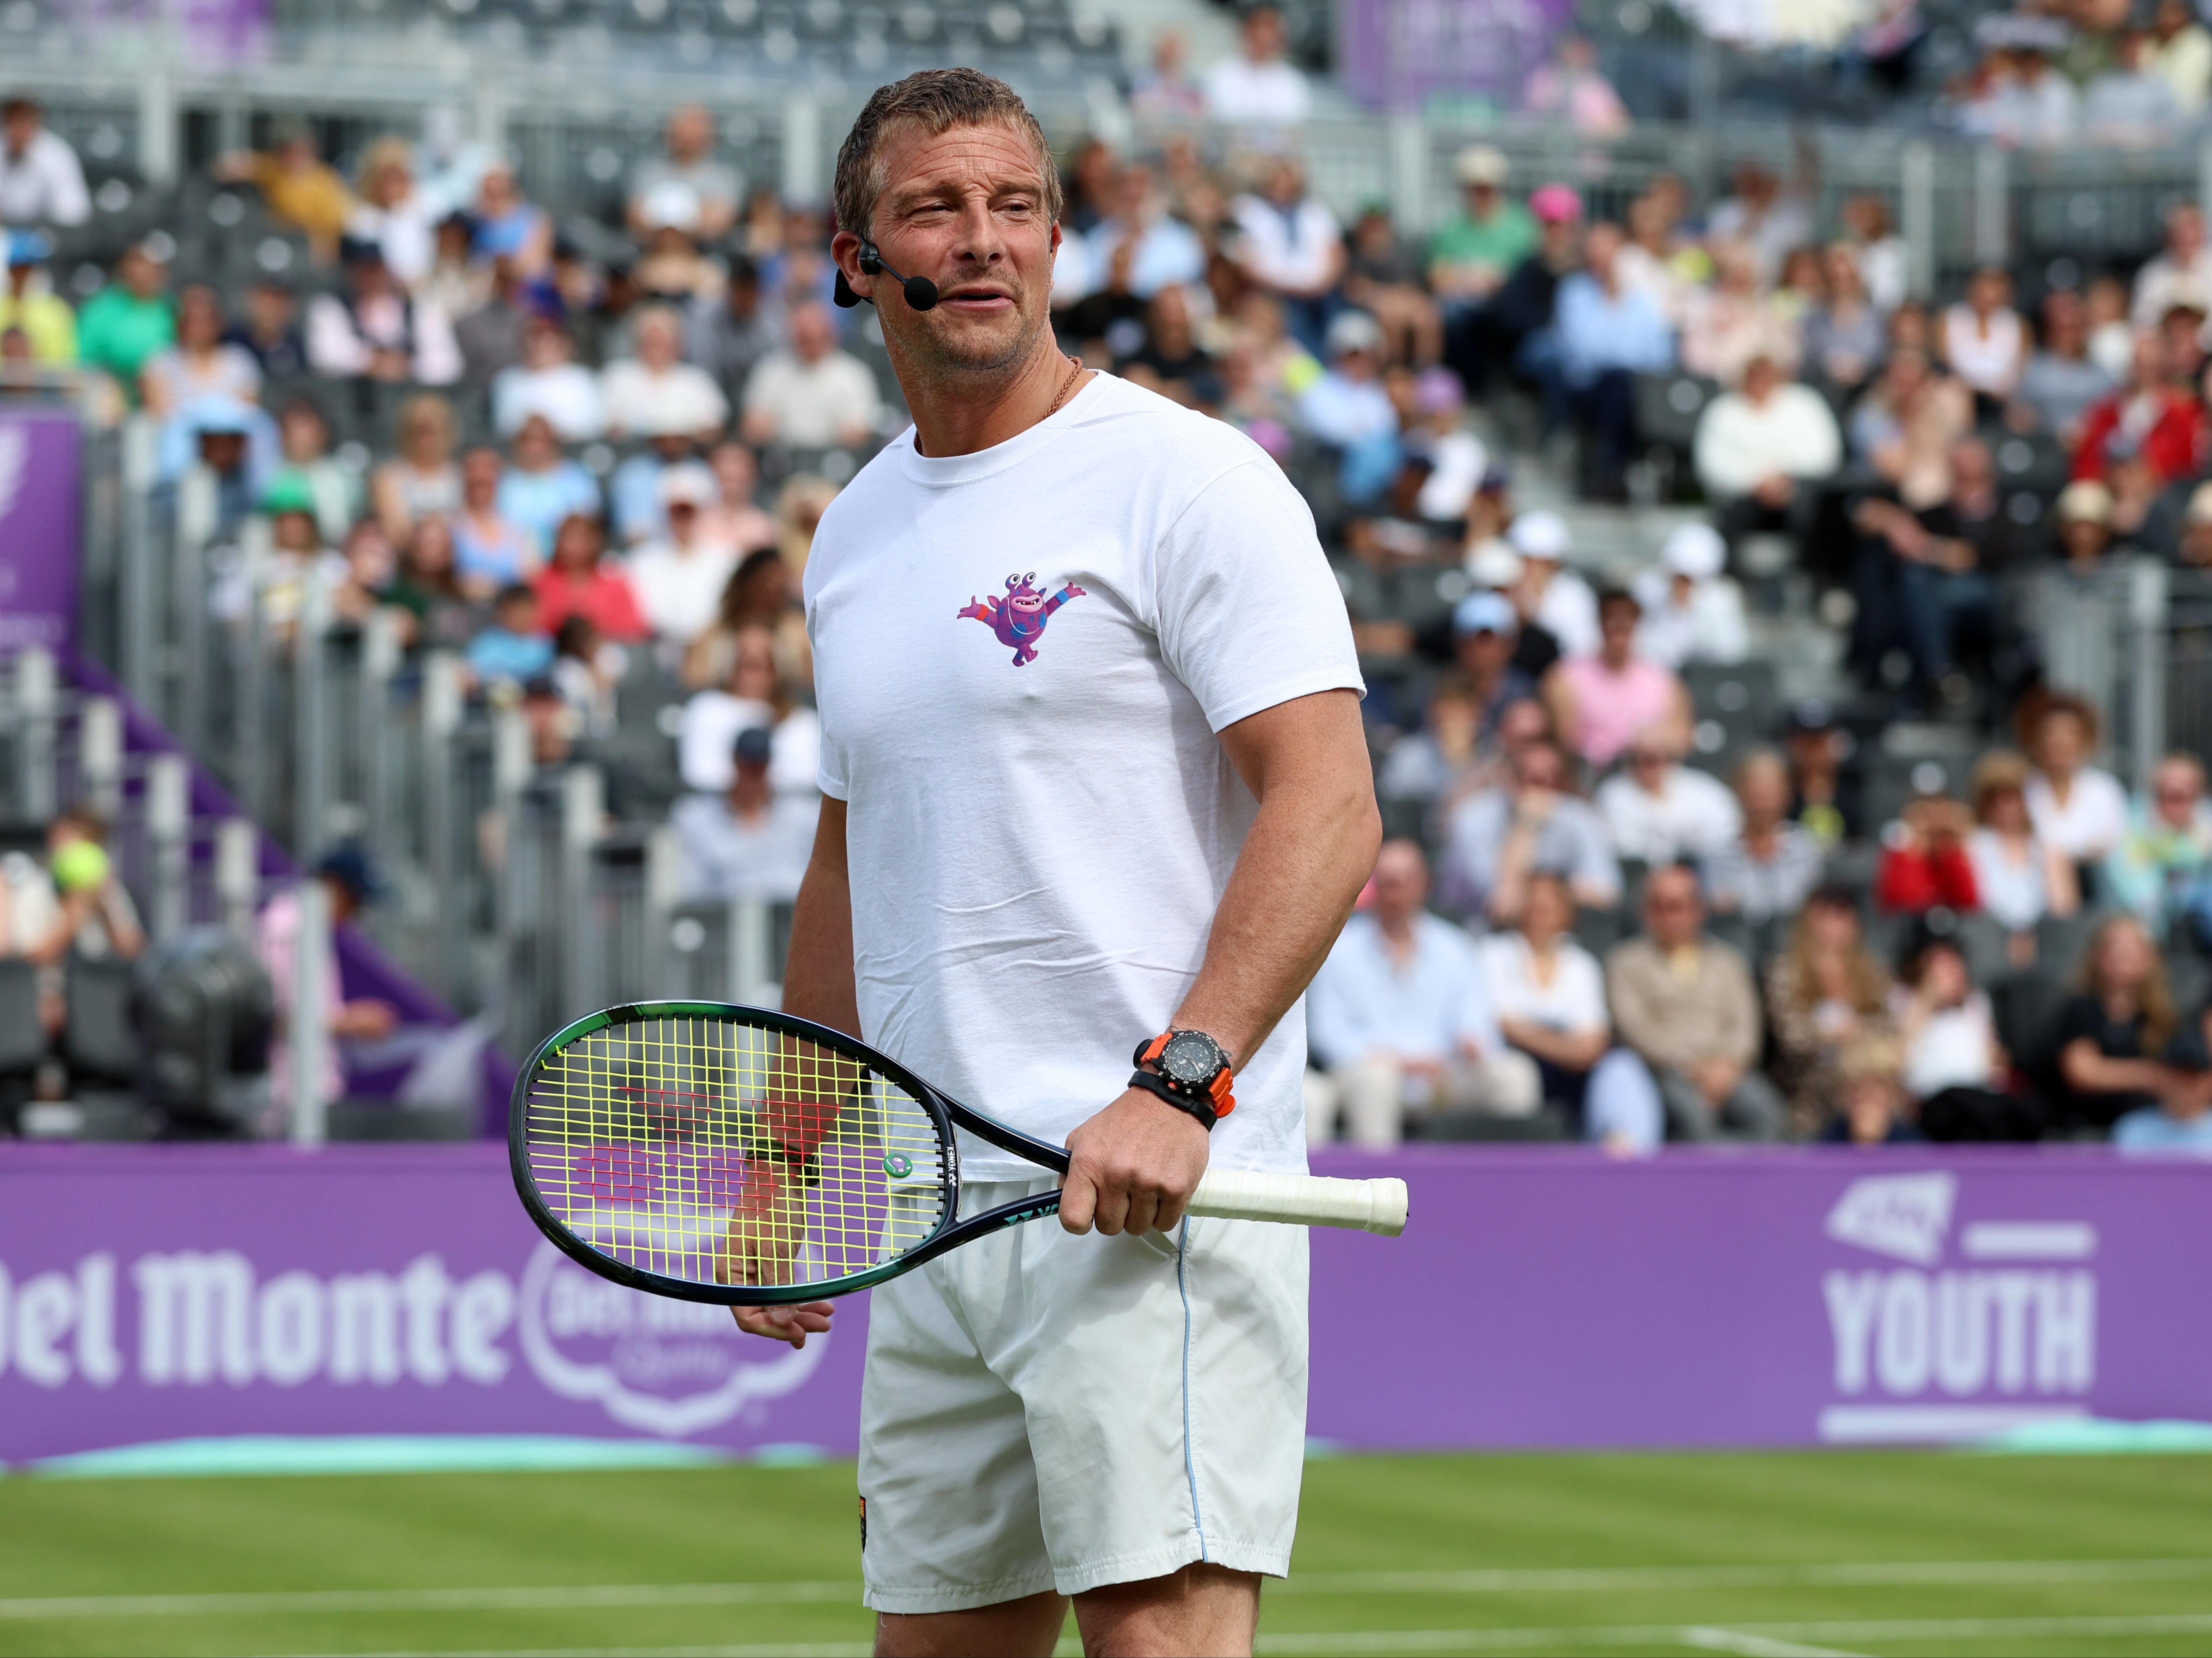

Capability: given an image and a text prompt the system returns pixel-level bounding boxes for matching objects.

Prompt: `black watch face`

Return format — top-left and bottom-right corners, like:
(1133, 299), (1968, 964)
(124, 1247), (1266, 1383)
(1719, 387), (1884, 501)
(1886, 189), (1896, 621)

(1159, 1032), (1222, 1085)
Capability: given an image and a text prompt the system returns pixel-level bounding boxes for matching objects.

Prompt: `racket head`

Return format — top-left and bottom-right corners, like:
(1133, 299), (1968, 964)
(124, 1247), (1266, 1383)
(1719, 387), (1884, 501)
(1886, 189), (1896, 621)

(509, 1001), (961, 1305)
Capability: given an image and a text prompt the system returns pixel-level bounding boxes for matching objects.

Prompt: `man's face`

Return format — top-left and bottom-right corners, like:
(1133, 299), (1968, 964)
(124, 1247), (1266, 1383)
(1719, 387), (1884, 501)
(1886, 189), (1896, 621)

(1243, 7), (1284, 61)
(669, 107), (713, 161)
(1371, 842), (1428, 917)
(789, 303), (833, 362)
(1644, 871), (1703, 949)
(845, 119), (1059, 378)
(1455, 626), (1511, 679)
(3, 109), (36, 156)
(2153, 761), (2203, 827)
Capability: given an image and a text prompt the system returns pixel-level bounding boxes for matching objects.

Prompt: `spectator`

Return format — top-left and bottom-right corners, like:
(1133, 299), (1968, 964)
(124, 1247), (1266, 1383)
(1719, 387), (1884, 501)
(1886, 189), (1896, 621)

(1693, 351), (1842, 553)
(465, 583), (556, 689)
(2014, 289), (2115, 447)
(1298, 309), (1396, 496)
(453, 257), (530, 387)
(452, 445), (540, 596)
(1680, 241), (1796, 385)
(1633, 522), (1748, 669)
(2052, 477), (2119, 578)
(628, 106), (741, 243)
(346, 137), (440, 289)
(383, 515), (477, 652)
(1119, 285), (1221, 411)
(1205, 4), (1311, 127)
(0, 806), (145, 1037)
(1842, 193), (1909, 315)
(0, 97), (89, 227)
(1707, 162), (1812, 289)
(626, 469), (739, 647)
(142, 283), (261, 418)
(1231, 156), (1343, 358)
(600, 304), (728, 442)
(1506, 509), (1599, 660)
(685, 544), (806, 691)
(1552, 220), (1674, 499)
(1895, 931), (2036, 1141)
(1477, 869), (1662, 1150)
(2132, 202), (2212, 332)
(1706, 748), (1827, 922)
(493, 314), (604, 441)
(1766, 883), (1896, 1134)
(2050, 914), (2212, 1139)
(1801, 245), (1883, 399)
(0, 232), (74, 364)
(256, 847), (398, 1128)
(678, 618), (822, 796)
(1437, 734), (1620, 924)
(740, 299), (880, 450)
(1450, 184), (1581, 399)
(308, 239), (462, 387)
(688, 254), (779, 408)
(1442, 592), (1538, 745)
(215, 121), (354, 266)
(698, 440), (779, 556)
(471, 159), (552, 280)
(1086, 163), (1206, 302)
(2074, 330), (2206, 486)
(2025, 692), (2131, 868)
(1785, 700), (1861, 848)
(610, 433), (711, 547)
(2086, 273), (2135, 380)
(1427, 146), (1537, 315)
(1936, 266), (2027, 412)
(1132, 29), (1208, 119)
(1606, 863), (1783, 1140)
(633, 191), (721, 305)
(1305, 840), (1540, 1147)
(2108, 752), (2212, 939)
(1876, 790), (1977, 914)
(1523, 33), (1631, 135)
(1817, 1039), (1924, 1146)
(534, 512), (646, 643)
(267, 395), (359, 547)
(1542, 587), (1690, 772)
(672, 726), (821, 903)
(76, 244), (175, 403)
(1966, 749), (2079, 938)
(1849, 443), (2008, 710)
(224, 275), (307, 380)
(1595, 730), (1742, 865)
(422, 212), (488, 325)
(550, 614), (617, 736)
(497, 413), (602, 558)
(370, 392), (463, 543)
(1343, 208), (1440, 369)
(332, 517), (398, 627)
(1377, 672), (1485, 826)
(2152, 0), (2212, 110)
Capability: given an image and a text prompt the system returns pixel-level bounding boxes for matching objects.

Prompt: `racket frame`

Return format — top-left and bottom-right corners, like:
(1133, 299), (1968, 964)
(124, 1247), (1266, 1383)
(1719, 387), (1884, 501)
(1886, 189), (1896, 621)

(509, 1000), (1083, 1305)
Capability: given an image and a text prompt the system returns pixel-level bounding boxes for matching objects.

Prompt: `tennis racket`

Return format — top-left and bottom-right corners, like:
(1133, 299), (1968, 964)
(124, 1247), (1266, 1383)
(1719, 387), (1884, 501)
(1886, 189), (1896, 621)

(509, 1001), (1409, 1306)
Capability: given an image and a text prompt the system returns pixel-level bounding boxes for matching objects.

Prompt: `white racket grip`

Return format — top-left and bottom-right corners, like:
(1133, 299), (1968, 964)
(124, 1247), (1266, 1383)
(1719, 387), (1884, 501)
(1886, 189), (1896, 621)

(1185, 1170), (1409, 1236)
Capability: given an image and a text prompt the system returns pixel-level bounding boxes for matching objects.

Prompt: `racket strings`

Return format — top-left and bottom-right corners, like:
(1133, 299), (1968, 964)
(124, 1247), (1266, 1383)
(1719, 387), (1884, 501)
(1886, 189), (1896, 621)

(522, 1014), (949, 1292)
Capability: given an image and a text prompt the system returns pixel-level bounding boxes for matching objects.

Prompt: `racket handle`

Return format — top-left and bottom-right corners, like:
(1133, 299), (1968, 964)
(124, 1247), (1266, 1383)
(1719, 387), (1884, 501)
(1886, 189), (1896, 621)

(1185, 1170), (1409, 1236)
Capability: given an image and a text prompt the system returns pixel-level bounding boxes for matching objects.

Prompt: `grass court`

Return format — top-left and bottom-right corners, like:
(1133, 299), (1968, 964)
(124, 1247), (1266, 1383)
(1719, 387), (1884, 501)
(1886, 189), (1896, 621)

(2, 1450), (2210, 1656)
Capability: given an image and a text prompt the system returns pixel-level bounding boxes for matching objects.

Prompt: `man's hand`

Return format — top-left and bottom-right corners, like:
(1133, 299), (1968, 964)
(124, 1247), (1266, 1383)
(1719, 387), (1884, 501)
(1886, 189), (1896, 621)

(729, 1301), (835, 1348)
(1689, 1056), (1743, 1107)
(717, 1164), (810, 1289)
(1754, 474), (1795, 509)
(1059, 1088), (1211, 1238)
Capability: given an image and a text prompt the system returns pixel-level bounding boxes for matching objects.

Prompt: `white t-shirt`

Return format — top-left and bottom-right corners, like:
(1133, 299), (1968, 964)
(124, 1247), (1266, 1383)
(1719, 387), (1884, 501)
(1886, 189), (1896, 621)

(1476, 932), (1609, 1036)
(600, 360), (730, 438)
(805, 372), (1362, 1177)
(1899, 989), (1998, 1098)
(1594, 765), (1744, 865)
(2025, 766), (2129, 862)
(1965, 827), (2050, 933)
(1205, 57), (1312, 126)
(624, 537), (739, 644)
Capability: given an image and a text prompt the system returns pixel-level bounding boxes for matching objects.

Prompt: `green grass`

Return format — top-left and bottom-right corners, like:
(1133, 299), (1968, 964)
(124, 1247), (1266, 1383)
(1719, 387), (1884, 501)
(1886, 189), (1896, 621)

(3, 1451), (2212, 1655)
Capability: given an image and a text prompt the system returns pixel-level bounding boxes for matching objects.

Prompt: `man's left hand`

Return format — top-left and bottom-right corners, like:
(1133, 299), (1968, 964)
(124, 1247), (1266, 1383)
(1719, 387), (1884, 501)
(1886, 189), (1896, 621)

(1059, 1088), (1212, 1238)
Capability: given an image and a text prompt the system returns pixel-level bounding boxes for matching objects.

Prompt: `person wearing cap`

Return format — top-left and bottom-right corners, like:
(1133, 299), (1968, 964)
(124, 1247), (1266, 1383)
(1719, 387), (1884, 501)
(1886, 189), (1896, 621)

(633, 183), (721, 305)
(1297, 308), (1395, 458)
(492, 313), (604, 440)
(628, 106), (742, 243)
(1552, 220), (1673, 501)
(1447, 591), (1537, 740)
(1447, 183), (1582, 398)
(1230, 154), (1344, 358)
(308, 237), (463, 387)
(158, 397), (278, 547)
(76, 242), (173, 398)
(600, 303), (729, 444)
(256, 845), (401, 1128)
(215, 121), (355, 266)
(1427, 146), (1536, 308)
(1693, 350), (1841, 557)
(1503, 509), (1600, 661)
(739, 298), (880, 451)
(672, 724), (821, 904)
(626, 466), (741, 646)
(0, 231), (74, 365)
(0, 96), (88, 228)
(2053, 477), (2119, 575)
(1632, 522), (1747, 670)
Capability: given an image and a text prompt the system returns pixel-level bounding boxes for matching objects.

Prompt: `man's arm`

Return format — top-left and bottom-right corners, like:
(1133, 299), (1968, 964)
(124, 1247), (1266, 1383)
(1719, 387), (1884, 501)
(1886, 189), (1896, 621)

(1060, 687), (1381, 1239)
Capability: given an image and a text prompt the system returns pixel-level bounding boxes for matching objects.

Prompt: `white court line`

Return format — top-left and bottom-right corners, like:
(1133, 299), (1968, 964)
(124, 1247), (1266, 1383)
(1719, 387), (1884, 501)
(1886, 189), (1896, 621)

(7, 1557), (2212, 1621)
(1679, 1628), (1866, 1658)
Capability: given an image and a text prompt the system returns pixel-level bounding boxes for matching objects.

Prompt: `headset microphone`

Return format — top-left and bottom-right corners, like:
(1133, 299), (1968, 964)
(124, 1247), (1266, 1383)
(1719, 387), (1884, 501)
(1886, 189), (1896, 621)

(832, 238), (939, 312)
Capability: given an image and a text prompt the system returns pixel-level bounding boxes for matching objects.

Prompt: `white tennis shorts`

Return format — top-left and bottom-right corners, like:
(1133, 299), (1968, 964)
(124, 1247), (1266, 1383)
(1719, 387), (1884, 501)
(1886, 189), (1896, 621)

(857, 1176), (1309, 1613)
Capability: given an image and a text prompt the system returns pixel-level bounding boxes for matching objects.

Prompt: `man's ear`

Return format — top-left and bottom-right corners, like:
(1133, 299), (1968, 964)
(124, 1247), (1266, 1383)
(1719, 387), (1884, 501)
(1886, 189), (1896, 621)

(829, 229), (873, 307)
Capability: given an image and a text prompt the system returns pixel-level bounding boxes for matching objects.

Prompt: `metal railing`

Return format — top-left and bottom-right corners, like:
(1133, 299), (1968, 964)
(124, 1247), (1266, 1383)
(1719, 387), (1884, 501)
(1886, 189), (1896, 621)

(2022, 557), (2212, 791)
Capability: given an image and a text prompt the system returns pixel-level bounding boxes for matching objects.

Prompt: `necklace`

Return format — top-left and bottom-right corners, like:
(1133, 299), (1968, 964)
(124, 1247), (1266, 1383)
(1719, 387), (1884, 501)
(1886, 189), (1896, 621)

(1043, 352), (1086, 419)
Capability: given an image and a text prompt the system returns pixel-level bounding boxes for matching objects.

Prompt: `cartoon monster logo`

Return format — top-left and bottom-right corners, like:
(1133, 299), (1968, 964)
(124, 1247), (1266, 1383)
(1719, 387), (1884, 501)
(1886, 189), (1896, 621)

(956, 571), (1087, 666)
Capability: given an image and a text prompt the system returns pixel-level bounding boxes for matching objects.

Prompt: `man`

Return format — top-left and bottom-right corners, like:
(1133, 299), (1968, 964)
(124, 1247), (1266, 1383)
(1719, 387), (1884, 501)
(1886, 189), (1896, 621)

(2133, 201), (2212, 332)
(1631, 521), (1748, 670)
(0, 232), (75, 364)
(1593, 731), (1743, 865)
(1437, 734), (1620, 924)
(1693, 351), (1842, 555)
(492, 313), (603, 440)
(0, 97), (89, 228)
(740, 298), (881, 450)
(453, 257), (532, 388)
(1305, 839), (1539, 1146)
(2107, 752), (2212, 938)
(215, 120), (353, 266)
(1083, 163), (1205, 301)
(1426, 146), (1536, 312)
(688, 253), (780, 408)
(1204, 4), (1311, 127)
(223, 274), (307, 379)
(1230, 155), (1343, 357)
(600, 303), (729, 443)
(307, 239), (461, 388)
(625, 468), (738, 645)
(1448, 183), (1579, 398)
(1445, 591), (1535, 744)
(2013, 289), (2113, 448)
(627, 106), (741, 242)
(732, 68), (1379, 1658)
(672, 726), (820, 902)
(1505, 509), (1599, 660)
(1604, 863), (1782, 1141)
(1295, 309), (1395, 462)
(76, 240), (173, 398)
(1551, 219), (1673, 499)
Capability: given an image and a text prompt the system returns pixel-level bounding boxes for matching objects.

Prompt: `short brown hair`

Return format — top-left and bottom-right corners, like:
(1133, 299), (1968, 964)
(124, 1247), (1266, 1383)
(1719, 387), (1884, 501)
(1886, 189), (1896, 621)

(832, 68), (1062, 242)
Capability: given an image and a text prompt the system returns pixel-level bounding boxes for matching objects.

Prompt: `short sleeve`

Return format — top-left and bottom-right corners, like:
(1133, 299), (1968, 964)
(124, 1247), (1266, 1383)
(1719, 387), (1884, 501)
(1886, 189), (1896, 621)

(1150, 455), (1363, 734)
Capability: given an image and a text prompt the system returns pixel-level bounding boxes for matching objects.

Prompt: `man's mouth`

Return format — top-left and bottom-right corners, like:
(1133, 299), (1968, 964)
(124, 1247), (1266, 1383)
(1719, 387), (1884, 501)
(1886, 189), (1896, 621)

(936, 284), (1016, 311)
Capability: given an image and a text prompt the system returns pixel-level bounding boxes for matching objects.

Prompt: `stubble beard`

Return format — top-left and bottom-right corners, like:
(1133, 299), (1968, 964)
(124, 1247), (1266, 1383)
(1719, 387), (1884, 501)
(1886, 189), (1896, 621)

(886, 275), (1055, 403)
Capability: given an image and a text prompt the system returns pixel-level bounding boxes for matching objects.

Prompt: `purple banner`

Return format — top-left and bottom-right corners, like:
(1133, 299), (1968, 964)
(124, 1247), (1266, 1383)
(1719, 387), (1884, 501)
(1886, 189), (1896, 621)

(1339, 0), (1575, 114)
(0, 409), (82, 654)
(0, 1145), (2205, 1465)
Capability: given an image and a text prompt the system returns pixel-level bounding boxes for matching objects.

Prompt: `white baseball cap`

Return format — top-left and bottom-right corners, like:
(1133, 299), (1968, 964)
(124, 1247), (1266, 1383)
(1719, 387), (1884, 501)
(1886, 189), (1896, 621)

(1507, 509), (1571, 561)
(1661, 522), (1727, 580)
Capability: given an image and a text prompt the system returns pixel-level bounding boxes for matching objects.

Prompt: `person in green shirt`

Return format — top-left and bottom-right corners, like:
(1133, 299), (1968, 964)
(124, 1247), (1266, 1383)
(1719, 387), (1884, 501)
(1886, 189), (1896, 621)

(1427, 145), (1539, 312)
(75, 241), (174, 400)
(0, 233), (77, 364)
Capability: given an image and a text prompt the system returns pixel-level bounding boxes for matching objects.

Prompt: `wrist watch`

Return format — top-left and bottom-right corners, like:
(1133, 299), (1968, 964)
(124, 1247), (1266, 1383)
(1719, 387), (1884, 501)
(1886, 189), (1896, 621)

(1129, 1029), (1236, 1130)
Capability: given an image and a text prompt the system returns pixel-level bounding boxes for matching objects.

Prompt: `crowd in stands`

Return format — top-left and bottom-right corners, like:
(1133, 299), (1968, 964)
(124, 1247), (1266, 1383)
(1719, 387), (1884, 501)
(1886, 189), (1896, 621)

(7, 59), (2212, 1153)
(1948, 0), (2212, 145)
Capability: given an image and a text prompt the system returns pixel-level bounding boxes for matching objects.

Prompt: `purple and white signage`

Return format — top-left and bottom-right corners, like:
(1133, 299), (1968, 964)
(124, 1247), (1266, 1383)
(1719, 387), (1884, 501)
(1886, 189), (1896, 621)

(0, 1145), (2205, 1465)
(0, 408), (82, 654)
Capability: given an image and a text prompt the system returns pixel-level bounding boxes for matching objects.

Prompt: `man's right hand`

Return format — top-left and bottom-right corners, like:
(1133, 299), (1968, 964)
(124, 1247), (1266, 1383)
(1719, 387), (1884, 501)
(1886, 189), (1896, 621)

(730, 1301), (835, 1348)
